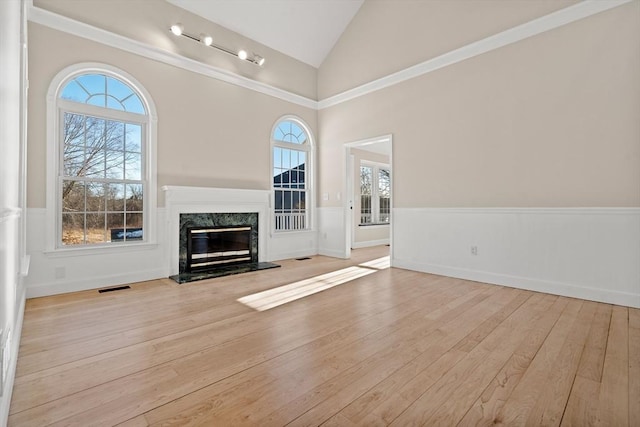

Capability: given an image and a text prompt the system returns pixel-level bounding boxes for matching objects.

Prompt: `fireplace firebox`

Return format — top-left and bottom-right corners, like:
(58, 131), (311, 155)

(187, 225), (253, 272)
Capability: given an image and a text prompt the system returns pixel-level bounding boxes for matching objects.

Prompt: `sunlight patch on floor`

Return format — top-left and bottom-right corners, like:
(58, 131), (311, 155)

(238, 256), (390, 311)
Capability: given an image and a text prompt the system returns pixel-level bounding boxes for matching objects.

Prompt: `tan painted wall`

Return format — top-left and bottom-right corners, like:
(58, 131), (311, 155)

(318, 0), (578, 99)
(27, 23), (317, 208)
(318, 2), (640, 208)
(34, 0), (317, 100)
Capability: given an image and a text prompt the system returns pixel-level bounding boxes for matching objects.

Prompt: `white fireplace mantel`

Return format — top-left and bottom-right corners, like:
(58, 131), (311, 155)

(163, 186), (271, 275)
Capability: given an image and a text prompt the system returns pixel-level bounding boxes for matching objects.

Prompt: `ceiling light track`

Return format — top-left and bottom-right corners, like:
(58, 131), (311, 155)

(170, 23), (265, 66)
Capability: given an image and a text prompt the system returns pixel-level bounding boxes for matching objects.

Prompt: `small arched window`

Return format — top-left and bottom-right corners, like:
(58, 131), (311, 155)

(48, 64), (156, 248)
(271, 117), (313, 232)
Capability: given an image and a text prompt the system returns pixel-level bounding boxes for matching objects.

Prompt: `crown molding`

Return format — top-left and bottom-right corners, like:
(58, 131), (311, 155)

(27, 4), (319, 110)
(318, 0), (633, 109)
(27, 0), (632, 112)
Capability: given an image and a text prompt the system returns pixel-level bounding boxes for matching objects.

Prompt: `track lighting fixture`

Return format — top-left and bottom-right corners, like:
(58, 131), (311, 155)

(169, 24), (265, 66)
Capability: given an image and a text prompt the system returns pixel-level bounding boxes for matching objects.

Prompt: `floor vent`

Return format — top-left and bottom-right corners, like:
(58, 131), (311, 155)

(98, 285), (131, 293)
(296, 257), (311, 261)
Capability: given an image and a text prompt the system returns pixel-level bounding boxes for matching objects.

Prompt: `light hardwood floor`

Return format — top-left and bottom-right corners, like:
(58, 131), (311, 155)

(9, 246), (640, 426)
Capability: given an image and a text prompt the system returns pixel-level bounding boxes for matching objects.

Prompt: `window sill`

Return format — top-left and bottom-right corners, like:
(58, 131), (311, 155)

(359, 223), (390, 227)
(44, 241), (159, 258)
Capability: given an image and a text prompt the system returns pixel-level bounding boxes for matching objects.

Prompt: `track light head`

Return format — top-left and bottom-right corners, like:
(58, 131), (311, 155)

(238, 50), (248, 60)
(200, 34), (213, 46)
(170, 23), (184, 36)
(254, 54), (265, 66)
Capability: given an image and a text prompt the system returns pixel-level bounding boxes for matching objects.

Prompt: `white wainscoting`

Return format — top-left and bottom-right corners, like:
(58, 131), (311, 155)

(268, 230), (318, 262)
(392, 208), (640, 308)
(317, 207), (348, 258)
(25, 208), (168, 298)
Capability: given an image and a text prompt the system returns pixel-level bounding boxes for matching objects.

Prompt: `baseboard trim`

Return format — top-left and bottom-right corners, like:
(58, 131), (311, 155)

(0, 288), (26, 425)
(269, 248), (318, 263)
(352, 239), (390, 249)
(392, 258), (640, 308)
(318, 248), (348, 259)
(26, 267), (169, 298)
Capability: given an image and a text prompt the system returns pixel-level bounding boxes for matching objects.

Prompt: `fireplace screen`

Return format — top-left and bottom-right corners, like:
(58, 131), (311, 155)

(186, 225), (252, 272)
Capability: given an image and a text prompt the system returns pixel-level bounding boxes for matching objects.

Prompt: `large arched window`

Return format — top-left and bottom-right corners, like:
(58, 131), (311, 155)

(271, 117), (313, 232)
(47, 64), (157, 249)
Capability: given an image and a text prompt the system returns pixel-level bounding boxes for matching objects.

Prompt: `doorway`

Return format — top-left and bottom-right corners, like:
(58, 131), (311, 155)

(343, 135), (393, 260)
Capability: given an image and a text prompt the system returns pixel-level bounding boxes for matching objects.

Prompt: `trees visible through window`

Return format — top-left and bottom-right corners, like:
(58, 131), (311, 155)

(360, 163), (391, 225)
(272, 119), (312, 231)
(58, 73), (148, 245)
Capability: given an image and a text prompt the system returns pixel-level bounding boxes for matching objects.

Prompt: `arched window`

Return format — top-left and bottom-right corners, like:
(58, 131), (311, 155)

(271, 117), (313, 232)
(47, 64), (157, 248)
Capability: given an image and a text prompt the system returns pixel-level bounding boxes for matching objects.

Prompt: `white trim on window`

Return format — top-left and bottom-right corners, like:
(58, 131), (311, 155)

(45, 62), (157, 253)
(270, 115), (315, 234)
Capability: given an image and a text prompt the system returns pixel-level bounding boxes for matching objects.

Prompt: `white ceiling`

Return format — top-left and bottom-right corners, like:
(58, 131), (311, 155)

(167, 0), (364, 68)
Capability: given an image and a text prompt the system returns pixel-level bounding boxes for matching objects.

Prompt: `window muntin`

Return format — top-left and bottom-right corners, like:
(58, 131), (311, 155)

(61, 74), (145, 114)
(360, 163), (391, 225)
(272, 118), (312, 232)
(58, 73), (148, 246)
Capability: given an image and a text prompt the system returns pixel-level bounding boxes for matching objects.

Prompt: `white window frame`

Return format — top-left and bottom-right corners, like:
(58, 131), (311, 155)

(45, 63), (158, 253)
(270, 115), (314, 234)
(359, 160), (391, 226)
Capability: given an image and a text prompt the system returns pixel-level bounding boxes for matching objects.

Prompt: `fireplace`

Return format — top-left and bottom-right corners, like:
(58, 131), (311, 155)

(186, 225), (254, 272)
(169, 210), (278, 283)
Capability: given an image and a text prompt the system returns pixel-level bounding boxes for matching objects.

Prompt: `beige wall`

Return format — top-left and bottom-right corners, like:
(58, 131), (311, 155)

(318, 1), (640, 208)
(318, 0), (578, 99)
(34, 0), (317, 100)
(27, 23), (317, 208)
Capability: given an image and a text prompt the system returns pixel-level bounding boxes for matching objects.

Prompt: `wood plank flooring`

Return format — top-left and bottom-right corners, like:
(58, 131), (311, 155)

(9, 246), (639, 426)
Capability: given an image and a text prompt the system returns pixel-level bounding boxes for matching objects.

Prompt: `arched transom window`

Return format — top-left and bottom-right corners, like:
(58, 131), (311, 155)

(272, 118), (313, 231)
(55, 70), (151, 246)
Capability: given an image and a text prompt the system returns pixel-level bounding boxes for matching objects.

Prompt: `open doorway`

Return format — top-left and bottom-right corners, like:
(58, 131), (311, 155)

(343, 135), (393, 260)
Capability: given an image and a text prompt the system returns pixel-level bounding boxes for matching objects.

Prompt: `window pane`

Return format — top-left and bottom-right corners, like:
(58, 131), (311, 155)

(86, 213), (107, 243)
(62, 181), (85, 212)
(125, 213), (144, 241)
(87, 94), (106, 109)
(273, 147), (282, 170)
(125, 124), (142, 152)
(106, 96), (125, 111)
(126, 184), (143, 211)
(76, 74), (106, 98)
(61, 80), (88, 103)
(125, 153), (142, 180)
(122, 96), (145, 114)
(106, 150), (125, 180)
(106, 76), (132, 101)
(378, 168), (391, 223)
(107, 213), (125, 242)
(107, 183), (125, 211)
(85, 117), (106, 177)
(86, 182), (106, 212)
(62, 213), (85, 245)
(282, 148), (291, 169)
(360, 166), (373, 224)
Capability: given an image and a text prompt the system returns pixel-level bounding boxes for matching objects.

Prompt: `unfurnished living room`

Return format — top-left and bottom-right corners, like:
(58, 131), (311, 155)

(1, 0), (639, 425)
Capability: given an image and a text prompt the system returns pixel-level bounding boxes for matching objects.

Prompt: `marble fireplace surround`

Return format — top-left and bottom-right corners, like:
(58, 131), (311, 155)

(163, 186), (270, 277)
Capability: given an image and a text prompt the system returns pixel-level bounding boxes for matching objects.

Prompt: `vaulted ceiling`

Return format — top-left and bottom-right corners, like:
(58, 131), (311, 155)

(166, 0), (364, 68)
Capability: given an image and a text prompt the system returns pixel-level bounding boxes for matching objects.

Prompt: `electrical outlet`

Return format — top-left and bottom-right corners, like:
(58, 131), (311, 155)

(471, 246), (478, 256)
